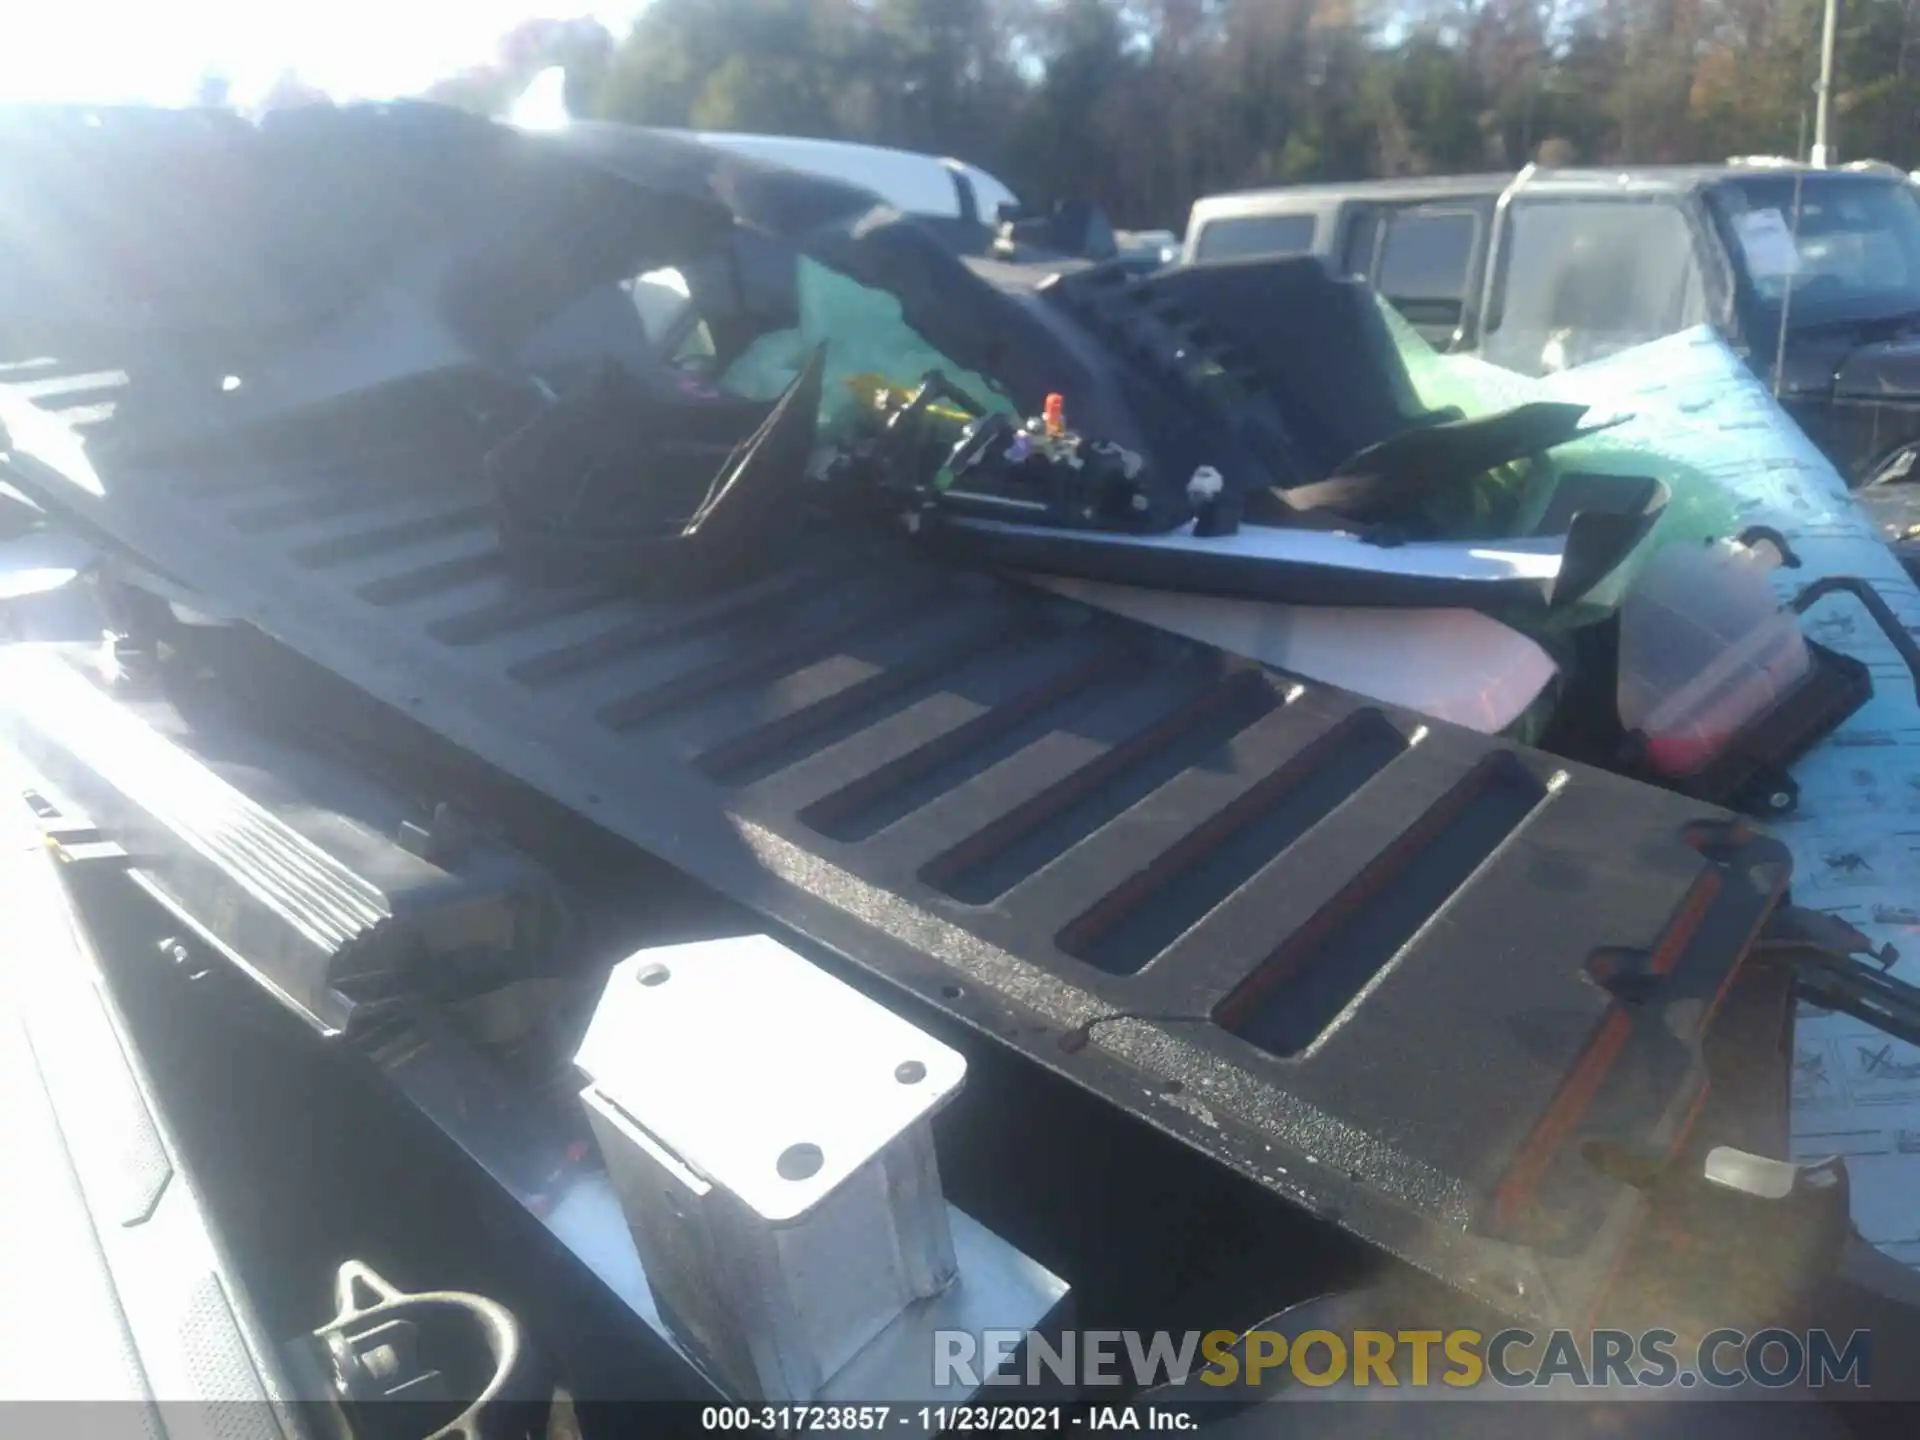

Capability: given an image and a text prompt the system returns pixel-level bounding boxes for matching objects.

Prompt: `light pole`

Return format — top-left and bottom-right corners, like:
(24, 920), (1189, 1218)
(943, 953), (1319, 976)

(1811, 0), (1841, 166)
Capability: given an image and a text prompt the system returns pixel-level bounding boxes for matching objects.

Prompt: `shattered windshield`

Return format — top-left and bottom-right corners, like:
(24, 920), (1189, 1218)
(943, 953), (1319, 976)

(1708, 174), (1920, 329)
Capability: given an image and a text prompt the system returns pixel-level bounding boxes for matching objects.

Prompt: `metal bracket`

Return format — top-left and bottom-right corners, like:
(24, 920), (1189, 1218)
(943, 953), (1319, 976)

(1760, 906), (1920, 1049)
(576, 935), (973, 1403)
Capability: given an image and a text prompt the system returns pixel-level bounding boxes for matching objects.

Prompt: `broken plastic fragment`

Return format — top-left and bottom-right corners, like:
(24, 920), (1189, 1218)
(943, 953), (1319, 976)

(1618, 538), (1811, 777)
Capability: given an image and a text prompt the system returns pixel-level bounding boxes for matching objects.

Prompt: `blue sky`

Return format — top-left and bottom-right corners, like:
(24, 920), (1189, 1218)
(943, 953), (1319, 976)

(0, 4), (644, 108)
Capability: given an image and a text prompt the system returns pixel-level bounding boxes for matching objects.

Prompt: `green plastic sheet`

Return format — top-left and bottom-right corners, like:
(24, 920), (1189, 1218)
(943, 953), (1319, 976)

(1379, 302), (1741, 625)
(721, 258), (1015, 433)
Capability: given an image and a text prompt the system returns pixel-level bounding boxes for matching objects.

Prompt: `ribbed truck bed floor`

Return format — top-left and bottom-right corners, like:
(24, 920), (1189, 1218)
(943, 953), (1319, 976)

(3, 403), (1792, 1327)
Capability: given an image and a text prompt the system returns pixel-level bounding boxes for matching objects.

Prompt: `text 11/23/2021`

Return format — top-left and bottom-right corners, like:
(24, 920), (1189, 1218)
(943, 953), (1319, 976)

(700, 1407), (1192, 1432)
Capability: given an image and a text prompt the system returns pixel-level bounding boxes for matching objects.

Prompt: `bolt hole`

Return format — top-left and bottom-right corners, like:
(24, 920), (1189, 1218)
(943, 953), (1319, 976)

(637, 964), (670, 987)
(940, 984), (963, 1000)
(777, 1143), (824, 1181)
(895, 1061), (927, 1085)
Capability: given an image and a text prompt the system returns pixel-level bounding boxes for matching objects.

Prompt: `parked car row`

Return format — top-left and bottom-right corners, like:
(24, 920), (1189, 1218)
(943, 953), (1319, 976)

(1180, 161), (1920, 486)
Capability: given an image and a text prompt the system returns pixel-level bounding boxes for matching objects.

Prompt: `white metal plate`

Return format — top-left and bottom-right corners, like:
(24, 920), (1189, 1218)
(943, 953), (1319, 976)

(575, 934), (966, 1224)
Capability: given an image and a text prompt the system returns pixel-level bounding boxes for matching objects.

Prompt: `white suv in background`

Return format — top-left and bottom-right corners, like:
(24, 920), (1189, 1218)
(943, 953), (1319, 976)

(670, 130), (1022, 239)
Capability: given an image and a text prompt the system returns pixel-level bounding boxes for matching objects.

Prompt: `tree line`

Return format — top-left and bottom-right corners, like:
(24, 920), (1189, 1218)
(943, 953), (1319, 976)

(420, 0), (1920, 229)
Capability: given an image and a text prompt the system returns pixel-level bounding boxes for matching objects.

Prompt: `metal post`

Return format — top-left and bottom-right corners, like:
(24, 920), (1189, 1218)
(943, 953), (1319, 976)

(1811, 0), (1841, 167)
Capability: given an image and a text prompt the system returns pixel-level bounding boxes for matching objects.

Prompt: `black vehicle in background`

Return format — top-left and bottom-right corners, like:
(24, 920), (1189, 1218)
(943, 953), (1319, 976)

(1183, 162), (1920, 486)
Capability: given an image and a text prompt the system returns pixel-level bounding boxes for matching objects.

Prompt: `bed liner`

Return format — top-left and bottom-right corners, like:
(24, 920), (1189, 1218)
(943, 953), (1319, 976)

(0, 386), (1792, 1329)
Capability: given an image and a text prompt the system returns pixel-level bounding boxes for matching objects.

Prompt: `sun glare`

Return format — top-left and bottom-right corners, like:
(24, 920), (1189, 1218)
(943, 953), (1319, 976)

(0, 4), (635, 109)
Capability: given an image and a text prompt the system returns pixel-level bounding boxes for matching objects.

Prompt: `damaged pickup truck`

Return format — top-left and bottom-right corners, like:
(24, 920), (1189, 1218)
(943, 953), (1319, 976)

(2, 101), (1920, 1440)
